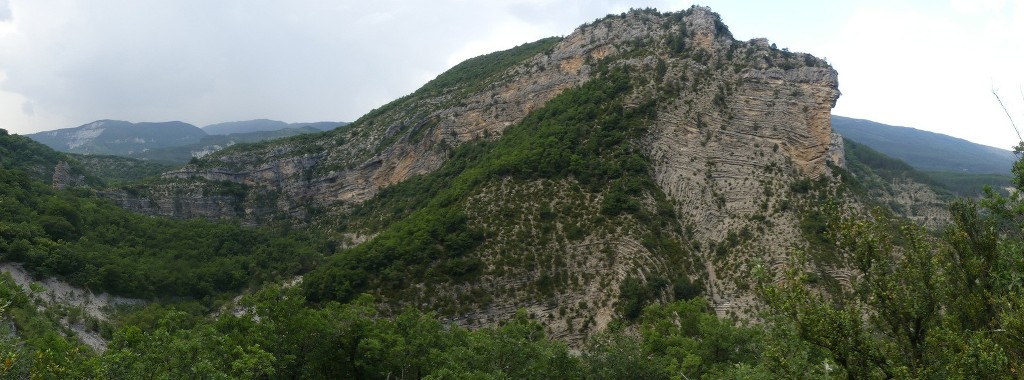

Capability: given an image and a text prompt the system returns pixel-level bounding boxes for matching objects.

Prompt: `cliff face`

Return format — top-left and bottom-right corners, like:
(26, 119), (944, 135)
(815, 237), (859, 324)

(637, 8), (841, 315)
(115, 8), (839, 224)
(105, 7), (946, 343)
(148, 20), (650, 218)
(52, 161), (85, 190)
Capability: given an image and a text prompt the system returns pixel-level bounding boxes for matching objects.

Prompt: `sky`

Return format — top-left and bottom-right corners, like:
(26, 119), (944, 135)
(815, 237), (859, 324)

(0, 1), (1022, 150)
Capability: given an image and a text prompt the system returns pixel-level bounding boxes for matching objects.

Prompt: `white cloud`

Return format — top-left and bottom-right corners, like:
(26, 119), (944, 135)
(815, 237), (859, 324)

(950, 0), (1006, 14)
(0, 0), (1019, 150)
(0, 0), (696, 135)
(0, 0), (9, 21)
(826, 1), (1024, 149)
(20, 99), (32, 115)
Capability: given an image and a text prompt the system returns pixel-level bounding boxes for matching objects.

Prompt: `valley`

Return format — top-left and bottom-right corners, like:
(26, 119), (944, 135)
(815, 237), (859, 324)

(1, 5), (1022, 378)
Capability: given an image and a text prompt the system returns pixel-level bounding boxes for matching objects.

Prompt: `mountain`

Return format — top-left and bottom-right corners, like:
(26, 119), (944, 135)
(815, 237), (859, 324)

(202, 119), (289, 135)
(202, 119), (348, 135)
(3, 7), (1010, 377)
(294, 121), (349, 131)
(129, 126), (327, 163)
(832, 115), (1017, 174)
(27, 119), (349, 164)
(103, 6), (951, 344)
(26, 120), (207, 156)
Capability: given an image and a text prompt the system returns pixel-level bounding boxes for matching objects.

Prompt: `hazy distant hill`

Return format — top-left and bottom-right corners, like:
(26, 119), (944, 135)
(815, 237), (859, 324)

(832, 115), (1017, 174)
(294, 121), (349, 131)
(131, 126), (326, 163)
(203, 119), (347, 135)
(27, 119), (349, 163)
(202, 119), (289, 135)
(27, 120), (206, 155)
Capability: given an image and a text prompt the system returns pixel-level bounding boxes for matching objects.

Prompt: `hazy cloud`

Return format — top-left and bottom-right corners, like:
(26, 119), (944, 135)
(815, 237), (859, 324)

(0, 0), (683, 134)
(823, 0), (1024, 149)
(0, 0), (10, 21)
(0, 0), (1020, 149)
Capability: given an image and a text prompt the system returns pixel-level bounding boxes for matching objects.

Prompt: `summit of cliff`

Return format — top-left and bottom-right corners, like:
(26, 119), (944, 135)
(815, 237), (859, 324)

(124, 7), (840, 219)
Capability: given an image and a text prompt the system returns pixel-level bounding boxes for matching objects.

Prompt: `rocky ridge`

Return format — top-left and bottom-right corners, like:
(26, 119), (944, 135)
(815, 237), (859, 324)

(103, 7), (946, 342)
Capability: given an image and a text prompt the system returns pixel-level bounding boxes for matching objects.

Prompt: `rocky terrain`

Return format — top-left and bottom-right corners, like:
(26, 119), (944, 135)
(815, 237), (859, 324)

(101, 7), (948, 342)
(1, 263), (144, 351)
(26, 119), (348, 165)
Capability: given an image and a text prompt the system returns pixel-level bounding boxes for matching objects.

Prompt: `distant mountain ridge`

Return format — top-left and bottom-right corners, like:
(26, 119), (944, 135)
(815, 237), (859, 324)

(202, 119), (347, 135)
(27, 120), (207, 155)
(831, 115), (1017, 175)
(130, 126), (326, 163)
(26, 119), (348, 162)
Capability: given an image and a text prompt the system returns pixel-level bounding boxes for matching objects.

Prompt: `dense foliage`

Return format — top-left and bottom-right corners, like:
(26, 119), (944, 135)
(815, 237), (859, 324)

(71, 154), (178, 184)
(4, 6), (1023, 377)
(922, 170), (1012, 197)
(760, 189), (1024, 377)
(0, 129), (96, 185)
(0, 138), (325, 299)
(3, 281), (765, 379)
(843, 138), (941, 191)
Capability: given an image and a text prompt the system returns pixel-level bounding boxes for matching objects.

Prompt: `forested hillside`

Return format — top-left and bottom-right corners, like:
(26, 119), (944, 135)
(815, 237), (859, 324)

(2, 6), (1022, 378)
(5, 120), (1022, 377)
(833, 115), (1016, 196)
(832, 115), (1016, 174)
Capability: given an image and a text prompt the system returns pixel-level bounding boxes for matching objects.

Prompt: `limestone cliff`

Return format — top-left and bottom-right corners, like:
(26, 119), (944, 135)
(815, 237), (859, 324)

(105, 7), (946, 343)
(116, 8), (838, 223)
(52, 161), (81, 190)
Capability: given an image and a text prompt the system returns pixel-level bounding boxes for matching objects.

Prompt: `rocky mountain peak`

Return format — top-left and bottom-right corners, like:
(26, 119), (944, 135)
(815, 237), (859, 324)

(133, 7), (836, 220)
(104, 7), (871, 339)
(682, 6), (733, 47)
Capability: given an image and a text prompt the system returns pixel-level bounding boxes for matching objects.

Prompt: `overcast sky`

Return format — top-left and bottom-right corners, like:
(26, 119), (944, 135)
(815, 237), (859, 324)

(0, 0), (1022, 149)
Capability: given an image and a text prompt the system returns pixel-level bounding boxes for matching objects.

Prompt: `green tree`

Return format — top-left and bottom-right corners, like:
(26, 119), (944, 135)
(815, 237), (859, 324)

(760, 197), (1023, 377)
(101, 310), (275, 379)
(430, 309), (581, 379)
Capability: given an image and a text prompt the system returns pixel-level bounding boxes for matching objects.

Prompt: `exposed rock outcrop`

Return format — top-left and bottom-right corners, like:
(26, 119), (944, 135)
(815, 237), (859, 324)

(827, 133), (846, 168)
(124, 17), (659, 219)
(636, 7), (842, 315)
(52, 161), (84, 190)
(118, 7), (837, 222)
(1, 263), (144, 351)
(103, 7), (943, 343)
